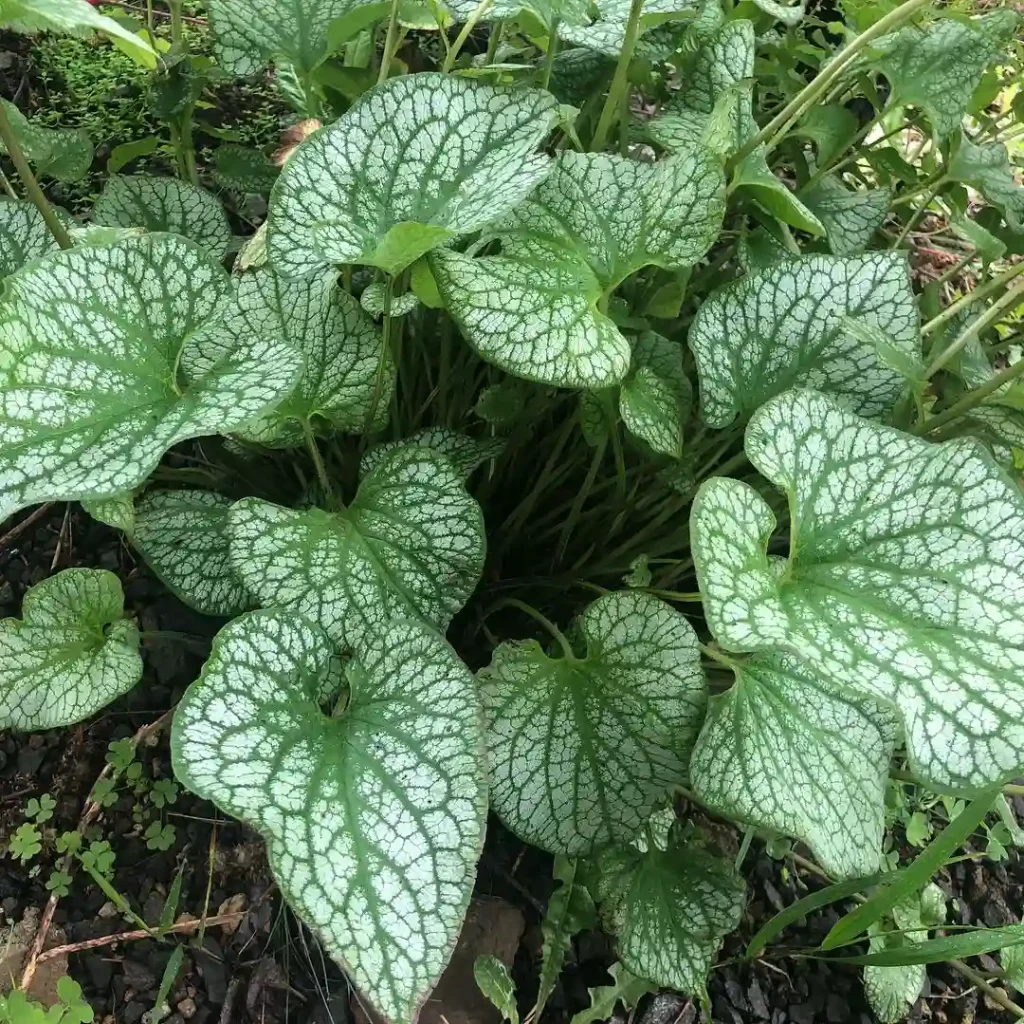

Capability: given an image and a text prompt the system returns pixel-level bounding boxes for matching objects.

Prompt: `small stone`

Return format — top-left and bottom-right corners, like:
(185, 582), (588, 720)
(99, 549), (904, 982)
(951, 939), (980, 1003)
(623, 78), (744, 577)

(748, 981), (771, 1019)
(98, 901), (119, 919)
(177, 997), (197, 1019)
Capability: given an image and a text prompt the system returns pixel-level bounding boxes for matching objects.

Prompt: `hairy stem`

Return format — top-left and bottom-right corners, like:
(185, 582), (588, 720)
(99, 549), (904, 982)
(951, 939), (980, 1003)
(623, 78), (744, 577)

(0, 103), (72, 249)
(590, 0), (644, 152)
(302, 419), (335, 501)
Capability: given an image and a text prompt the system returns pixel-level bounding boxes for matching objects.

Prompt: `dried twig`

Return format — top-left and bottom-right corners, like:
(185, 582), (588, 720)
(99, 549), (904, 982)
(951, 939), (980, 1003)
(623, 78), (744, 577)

(0, 503), (55, 552)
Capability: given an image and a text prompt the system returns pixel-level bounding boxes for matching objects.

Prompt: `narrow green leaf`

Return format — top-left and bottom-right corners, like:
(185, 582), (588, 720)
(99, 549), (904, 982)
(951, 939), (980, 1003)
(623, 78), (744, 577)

(481, 591), (705, 855)
(823, 786), (999, 950)
(92, 174), (232, 258)
(150, 945), (185, 1024)
(474, 955), (519, 1024)
(0, 569), (142, 731)
(267, 74), (559, 278)
(107, 136), (160, 173)
(832, 925), (1024, 967)
(158, 862), (185, 935)
(171, 609), (488, 1024)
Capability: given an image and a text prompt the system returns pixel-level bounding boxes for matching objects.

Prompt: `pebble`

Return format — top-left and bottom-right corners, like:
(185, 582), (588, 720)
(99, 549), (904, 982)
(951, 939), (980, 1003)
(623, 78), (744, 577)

(177, 996), (197, 1019)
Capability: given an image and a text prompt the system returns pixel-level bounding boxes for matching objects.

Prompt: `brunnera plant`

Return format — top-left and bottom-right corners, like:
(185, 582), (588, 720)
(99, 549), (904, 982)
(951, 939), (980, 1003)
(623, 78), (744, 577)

(1, 0), (1023, 1021)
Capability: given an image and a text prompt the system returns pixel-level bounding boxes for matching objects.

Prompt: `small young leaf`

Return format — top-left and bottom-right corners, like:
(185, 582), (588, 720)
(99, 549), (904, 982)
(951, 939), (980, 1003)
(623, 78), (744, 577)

(92, 174), (232, 258)
(359, 427), (504, 480)
(82, 494), (136, 534)
(690, 651), (897, 879)
(689, 253), (918, 428)
(595, 835), (745, 996)
(0, 235), (301, 524)
(559, 0), (692, 58)
(618, 332), (691, 458)
(790, 105), (858, 168)
(359, 282), (419, 319)
(568, 963), (656, 1024)
(0, 198), (66, 280)
(172, 610), (488, 1024)
(947, 132), (1024, 234)
(863, 938), (925, 1024)
(1002, 942), (1024, 993)
(474, 955), (519, 1024)
(133, 490), (252, 617)
(0, 569), (142, 731)
(212, 143), (279, 195)
(691, 389), (1024, 791)
(0, 99), (93, 181)
(799, 176), (891, 256)
(228, 446), (485, 648)
(267, 74), (559, 278)
(480, 591), (705, 855)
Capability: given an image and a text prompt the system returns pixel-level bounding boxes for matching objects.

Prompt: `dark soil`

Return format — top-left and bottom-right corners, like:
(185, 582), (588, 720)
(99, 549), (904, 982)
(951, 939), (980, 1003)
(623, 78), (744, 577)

(1, 500), (1022, 1024)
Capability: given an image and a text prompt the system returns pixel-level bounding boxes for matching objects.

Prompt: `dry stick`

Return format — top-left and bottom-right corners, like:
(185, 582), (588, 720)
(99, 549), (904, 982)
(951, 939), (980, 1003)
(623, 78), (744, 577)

(0, 503), (55, 551)
(19, 708), (175, 991)
(949, 959), (1024, 1020)
(35, 911), (246, 964)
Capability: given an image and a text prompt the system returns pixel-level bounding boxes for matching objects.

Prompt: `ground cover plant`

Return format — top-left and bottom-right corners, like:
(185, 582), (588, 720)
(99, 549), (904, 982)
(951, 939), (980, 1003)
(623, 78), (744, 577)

(1, 0), (1024, 1021)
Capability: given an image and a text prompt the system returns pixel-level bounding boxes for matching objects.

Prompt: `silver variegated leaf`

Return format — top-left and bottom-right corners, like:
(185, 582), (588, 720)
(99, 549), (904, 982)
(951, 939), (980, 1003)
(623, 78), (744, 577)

(618, 332), (690, 458)
(267, 74), (559, 278)
(227, 446), (485, 647)
(92, 175), (232, 258)
(690, 388), (1024, 791)
(0, 198), (65, 279)
(799, 176), (891, 255)
(0, 569), (142, 730)
(0, 234), (302, 524)
(948, 132), (1024, 234)
(133, 490), (252, 617)
(359, 427), (504, 480)
(688, 253), (918, 427)
(690, 651), (897, 877)
(171, 609), (487, 1024)
(0, 99), (93, 181)
(559, 0), (697, 57)
(480, 591), (705, 855)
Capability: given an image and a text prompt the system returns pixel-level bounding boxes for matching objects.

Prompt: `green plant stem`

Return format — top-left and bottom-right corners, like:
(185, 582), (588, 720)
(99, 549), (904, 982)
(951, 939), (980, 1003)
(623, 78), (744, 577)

(922, 263), (1024, 339)
(541, 20), (559, 91)
(589, 0), (644, 152)
(925, 273), (1024, 378)
(0, 167), (16, 199)
(890, 768), (1024, 799)
(302, 419), (335, 501)
(949, 960), (1024, 1020)
(726, 0), (929, 172)
(890, 179), (944, 250)
(378, 0), (403, 84)
(442, 0), (495, 72)
(484, 19), (504, 64)
(0, 103), (72, 249)
(169, 0), (184, 50)
(491, 597), (576, 660)
(554, 436), (606, 568)
(916, 356), (1024, 436)
(803, 108), (895, 191)
(363, 277), (395, 438)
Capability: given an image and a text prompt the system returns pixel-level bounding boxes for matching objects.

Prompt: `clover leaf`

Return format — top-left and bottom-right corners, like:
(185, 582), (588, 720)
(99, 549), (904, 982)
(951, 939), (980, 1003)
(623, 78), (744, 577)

(689, 253), (918, 428)
(0, 234), (302, 524)
(172, 609), (487, 1024)
(92, 175), (232, 258)
(690, 389), (1024, 792)
(267, 74), (559, 279)
(0, 569), (142, 731)
(227, 445), (485, 648)
(480, 591), (705, 855)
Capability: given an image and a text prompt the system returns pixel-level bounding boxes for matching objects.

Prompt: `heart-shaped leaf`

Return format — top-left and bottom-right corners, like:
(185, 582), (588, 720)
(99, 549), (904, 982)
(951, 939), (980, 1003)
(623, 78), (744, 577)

(360, 427), (504, 480)
(133, 490), (252, 617)
(690, 388), (1024, 791)
(618, 332), (691, 458)
(183, 266), (389, 446)
(171, 609), (487, 1024)
(595, 834), (745, 995)
(92, 175), (232, 258)
(0, 100), (93, 181)
(690, 650), (898, 877)
(799, 176), (890, 255)
(948, 132), (1024, 234)
(480, 591), (705, 855)
(0, 234), (302, 524)
(0, 198), (65, 280)
(0, 569), (142, 731)
(863, 10), (1020, 138)
(267, 74), (559, 279)
(688, 253), (918, 428)
(227, 445), (485, 647)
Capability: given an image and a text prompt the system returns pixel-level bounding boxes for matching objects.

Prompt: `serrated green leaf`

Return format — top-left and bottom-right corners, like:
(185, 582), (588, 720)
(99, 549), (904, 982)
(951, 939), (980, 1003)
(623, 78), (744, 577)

(690, 651), (897, 878)
(208, 0), (368, 76)
(0, 568), (142, 731)
(799, 176), (890, 255)
(474, 955), (519, 1024)
(360, 427), (504, 480)
(171, 609), (487, 1024)
(0, 0), (157, 64)
(558, 0), (697, 57)
(183, 266), (389, 445)
(212, 143), (280, 195)
(618, 332), (690, 458)
(82, 493), (135, 533)
(568, 963), (656, 1024)
(690, 388), (1024, 790)
(480, 591), (705, 855)
(0, 198), (65, 280)
(595, 835), (745, 995)
(863, 10), (1021, 138)
(536, 856), (598, 1018)
(228, 445), (485, 648)
(689, 253), (918, 427)
(0, 99), (93, 182)
(267, 74), (559, 279)
(92, 175), (232, 258)
(133, 490), (252, 617)
(948, 132), (1024, 234)
(0, 234), (302, 524)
